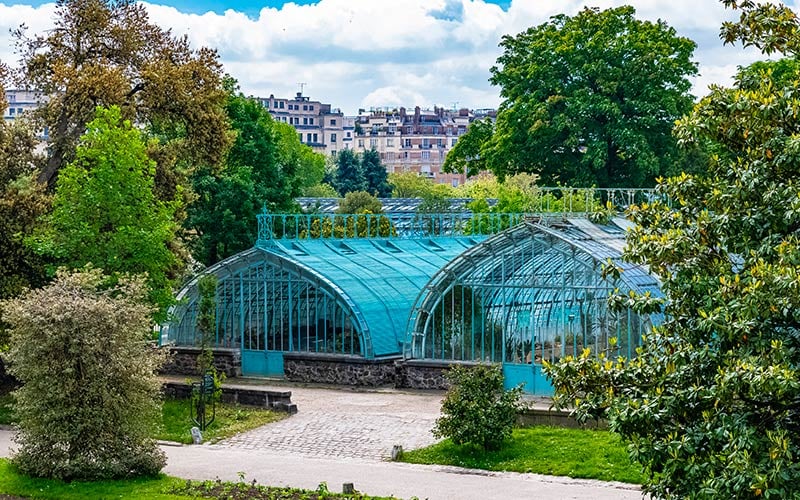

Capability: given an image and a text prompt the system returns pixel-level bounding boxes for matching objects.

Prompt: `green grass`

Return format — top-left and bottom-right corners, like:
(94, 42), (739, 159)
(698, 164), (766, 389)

(0, 459), (392, 499)
(0, 459), (191, 499)
(157, 398), (286, 444)
(0, 396), (285, 444)
(401, 426), (644, 484)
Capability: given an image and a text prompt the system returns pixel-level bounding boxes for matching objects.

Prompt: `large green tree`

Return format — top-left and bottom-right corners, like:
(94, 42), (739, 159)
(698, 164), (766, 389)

(334, 148), (365, 195)
(547, 2), (800, 498)
(32, 106), (179, 318)
(442, 118), (494, 178)
(186, 93), (324, 265)
(13, 0), (230, 193)
(481, 6), (697, 187)
(361, 148), (392, 197)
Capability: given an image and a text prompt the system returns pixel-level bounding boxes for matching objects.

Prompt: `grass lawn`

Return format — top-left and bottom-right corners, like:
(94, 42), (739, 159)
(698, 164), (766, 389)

(401, 426), (644, 484)
(0, 459), (391, 499)
(0, 395), (285, 444)
(158, 398), (286, 444)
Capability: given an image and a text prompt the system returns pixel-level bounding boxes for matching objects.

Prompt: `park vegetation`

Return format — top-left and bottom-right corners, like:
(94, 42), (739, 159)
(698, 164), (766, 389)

(546, 1), (800, 498)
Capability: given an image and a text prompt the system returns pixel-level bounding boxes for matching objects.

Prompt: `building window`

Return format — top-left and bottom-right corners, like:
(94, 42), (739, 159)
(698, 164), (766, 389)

(307, 133), (312, 142)
(331, 133), (337, 143)
(309, 105), (314, 111)
(451, 138), (457, 146)
(370, 138), (378, 148)
(303, 105), (308, 111)
(309, 118), (314, 125)
(346, 131), (351, 138)
(387, 152), (395, 160)
(303, 117), (308, 125)
(403, 151), (409, 159)
(331, 150), (337, 156)
(299, 133), (303, 142)
(386, 138), (394, 147)
(358, 139), (364, 148)
(422, 151), (430, 160)
(313, 133), (318, 143)
(279, 102), (285, 109)
(437, 138), (444, 147)
(422, 138), (430, 148)
(404, 139), (411, 147)
(8, 108), (14, 116)
(388, 125), (396, 134)
(330, 119), (337, 126)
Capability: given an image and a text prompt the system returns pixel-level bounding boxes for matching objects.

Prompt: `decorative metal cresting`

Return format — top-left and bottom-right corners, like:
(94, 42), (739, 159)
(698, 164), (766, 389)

(258, 187), (662, 242)
(190, 370), (217, 431)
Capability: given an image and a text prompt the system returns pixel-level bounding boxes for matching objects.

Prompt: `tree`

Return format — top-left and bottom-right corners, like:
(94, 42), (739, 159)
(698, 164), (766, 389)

(0, 106), (48, 305)
(546, 3), (800, 497)
(334, 149), (365, 195)
(433, 364), (522, 451)
(13, 0), (230, 191)
(336, 191), (383, 214)
(186, 93), (323, 265)
(3, 268), (166, 480)
(389, 171), (454, 198)
(486, 6), (697, 187)
(31, 106), (179, 319)
(442, 118), (494, 177)
(361, 148), (392, 197)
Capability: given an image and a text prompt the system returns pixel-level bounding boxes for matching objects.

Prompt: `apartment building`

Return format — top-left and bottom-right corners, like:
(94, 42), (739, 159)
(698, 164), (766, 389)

(351, 106), (493, 187)
(255, 92), (344, 155)
(257, 92), (494, 186)
(2, 89), (42, 122)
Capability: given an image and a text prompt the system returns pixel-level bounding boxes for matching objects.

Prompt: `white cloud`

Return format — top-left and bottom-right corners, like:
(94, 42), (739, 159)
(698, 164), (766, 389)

(0, 0), (781, 113)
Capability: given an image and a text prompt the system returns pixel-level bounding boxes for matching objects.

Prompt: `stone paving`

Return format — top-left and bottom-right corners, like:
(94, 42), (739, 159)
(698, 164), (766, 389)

(210, 385), (444, 460)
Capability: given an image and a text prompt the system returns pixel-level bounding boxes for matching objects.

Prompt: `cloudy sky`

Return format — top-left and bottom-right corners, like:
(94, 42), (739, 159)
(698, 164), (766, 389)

(0, 0), (790, 114)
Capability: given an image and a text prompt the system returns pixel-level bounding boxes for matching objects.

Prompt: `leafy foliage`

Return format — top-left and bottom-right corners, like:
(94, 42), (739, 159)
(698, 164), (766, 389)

(0, 114), (48, 312)
(361, 148), (392, 197)
(389, 171), (454, 198)
(14, 0), (230, 192)
(336, 191), (383, 214)
(433, 364), (522, 451)
(2, 268), (166, 480)
(31, 106), (179, 319)
(485, 6), (698, 187)
(442, 117), (494, 177)
(334, 149), (365, 195)
(546, 3), (800, 498)
(186, 93), (322, 265)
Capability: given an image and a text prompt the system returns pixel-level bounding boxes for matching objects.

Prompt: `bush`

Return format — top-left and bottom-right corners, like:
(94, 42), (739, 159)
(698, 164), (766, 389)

(433, 364), (522, 450)
(1, 268), (167, 480)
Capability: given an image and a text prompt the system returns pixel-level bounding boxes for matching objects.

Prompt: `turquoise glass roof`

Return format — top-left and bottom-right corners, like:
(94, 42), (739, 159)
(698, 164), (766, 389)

(260, 236), (485, 357)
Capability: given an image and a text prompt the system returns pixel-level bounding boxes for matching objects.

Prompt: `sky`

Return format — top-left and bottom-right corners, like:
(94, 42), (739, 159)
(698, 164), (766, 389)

(0, 0), (790, 115)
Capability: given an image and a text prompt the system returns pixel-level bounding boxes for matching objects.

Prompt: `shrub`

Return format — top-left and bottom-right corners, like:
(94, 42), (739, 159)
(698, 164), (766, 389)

(2, 268), (167, 480)
(433, 364), (522, 450)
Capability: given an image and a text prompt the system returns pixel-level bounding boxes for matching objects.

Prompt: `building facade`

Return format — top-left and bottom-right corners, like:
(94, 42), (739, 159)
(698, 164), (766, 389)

(255, 92), (345, 155)
(257, 92), (495, 186)
(2, 89), (43, 122)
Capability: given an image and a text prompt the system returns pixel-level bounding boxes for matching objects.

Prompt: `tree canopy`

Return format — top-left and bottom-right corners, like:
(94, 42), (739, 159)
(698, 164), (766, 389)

(442, 118), (494, 178)
(186, 92), (324, 266)
(334, 148), (365, 195)
(546, 2), (800, 497)
(13, 0), (230, 191)
(475, 6), (697, 187)
(31, 106), (179, 318)
(361, 148), (392, 197)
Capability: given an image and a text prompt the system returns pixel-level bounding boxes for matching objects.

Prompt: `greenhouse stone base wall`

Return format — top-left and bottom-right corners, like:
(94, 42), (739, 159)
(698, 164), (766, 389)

(161, 347), (479, 390)
(283, 353), (396, 386)
(163, 347), (241, 378)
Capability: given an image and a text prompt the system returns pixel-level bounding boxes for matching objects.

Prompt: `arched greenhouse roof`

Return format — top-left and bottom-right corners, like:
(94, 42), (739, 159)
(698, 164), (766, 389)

(407, 217), (664, 351)
(166, 236), (486, 358)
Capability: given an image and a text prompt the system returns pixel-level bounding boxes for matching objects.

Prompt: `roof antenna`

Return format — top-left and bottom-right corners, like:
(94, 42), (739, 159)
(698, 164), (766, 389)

(297, 82), (307, 96)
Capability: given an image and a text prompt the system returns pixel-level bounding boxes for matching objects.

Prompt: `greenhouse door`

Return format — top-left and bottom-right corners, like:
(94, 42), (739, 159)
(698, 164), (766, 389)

(242, 349), (284, 377)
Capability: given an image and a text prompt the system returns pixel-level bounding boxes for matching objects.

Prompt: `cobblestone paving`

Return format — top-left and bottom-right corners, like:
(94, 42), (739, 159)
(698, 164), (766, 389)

(211, 386), (443, 460)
